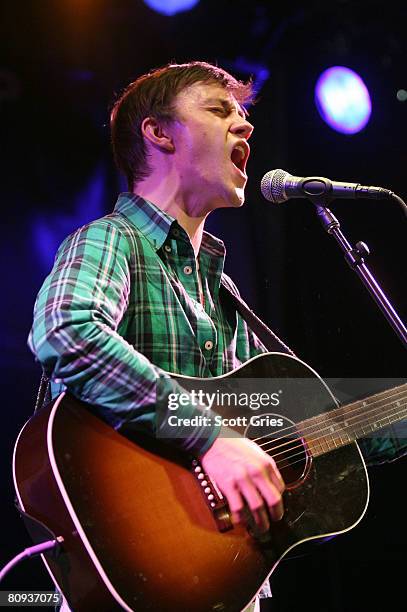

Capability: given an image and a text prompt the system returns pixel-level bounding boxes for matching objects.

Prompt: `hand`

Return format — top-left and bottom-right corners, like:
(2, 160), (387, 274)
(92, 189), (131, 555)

(199, 434), (285, 534)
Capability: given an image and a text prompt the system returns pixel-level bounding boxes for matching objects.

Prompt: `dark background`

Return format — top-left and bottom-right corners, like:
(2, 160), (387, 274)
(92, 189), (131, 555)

(1, 1), (406, 610)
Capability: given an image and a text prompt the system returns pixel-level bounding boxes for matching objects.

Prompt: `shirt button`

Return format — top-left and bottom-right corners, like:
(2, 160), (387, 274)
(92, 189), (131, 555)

(164, 245), (171, 253)
(204, 340), (213, 351)
(172, 229), (180, 237)
(183, 266), (193, 275)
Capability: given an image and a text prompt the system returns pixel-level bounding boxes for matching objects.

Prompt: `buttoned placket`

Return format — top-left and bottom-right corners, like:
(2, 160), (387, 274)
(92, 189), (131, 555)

(196, 258), (205, 308)
(107, 194), (261, 381)
(163, 232), (217, 362)
(192, 261), (217, 360)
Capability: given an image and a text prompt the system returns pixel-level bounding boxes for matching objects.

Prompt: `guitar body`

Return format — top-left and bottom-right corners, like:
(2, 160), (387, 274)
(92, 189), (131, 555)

(13, 353), (369, 611)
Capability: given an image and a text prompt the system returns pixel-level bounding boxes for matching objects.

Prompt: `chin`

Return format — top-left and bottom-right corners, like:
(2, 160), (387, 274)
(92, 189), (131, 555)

(229, 187), (246, 207)
(207, 186), (246, 211)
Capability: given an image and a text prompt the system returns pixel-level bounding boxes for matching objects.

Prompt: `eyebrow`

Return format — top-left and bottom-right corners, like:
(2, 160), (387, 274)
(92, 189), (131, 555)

(203, 97), (248, 118)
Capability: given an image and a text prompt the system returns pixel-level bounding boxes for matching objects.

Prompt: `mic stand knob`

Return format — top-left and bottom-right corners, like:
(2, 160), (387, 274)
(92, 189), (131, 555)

(350, 241), (370, 266)
(311, 201), (407, 348)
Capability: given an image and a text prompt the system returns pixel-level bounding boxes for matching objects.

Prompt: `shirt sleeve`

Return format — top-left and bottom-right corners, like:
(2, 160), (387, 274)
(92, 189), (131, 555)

(358, 423), (407, 466)
(28, 219), (220, 456)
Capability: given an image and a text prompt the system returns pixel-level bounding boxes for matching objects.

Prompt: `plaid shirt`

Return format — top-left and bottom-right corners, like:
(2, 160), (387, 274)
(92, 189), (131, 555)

(28, 193), (267, 456)
(28, 193), (406, 465)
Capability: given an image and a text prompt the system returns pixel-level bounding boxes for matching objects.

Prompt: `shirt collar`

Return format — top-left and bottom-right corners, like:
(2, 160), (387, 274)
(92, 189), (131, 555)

(113, 193), (226, 259)
(114, 193), (175, 251)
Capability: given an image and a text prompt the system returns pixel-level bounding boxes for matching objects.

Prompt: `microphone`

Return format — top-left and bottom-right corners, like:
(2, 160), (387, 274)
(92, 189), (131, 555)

(261, 169), (393, 204)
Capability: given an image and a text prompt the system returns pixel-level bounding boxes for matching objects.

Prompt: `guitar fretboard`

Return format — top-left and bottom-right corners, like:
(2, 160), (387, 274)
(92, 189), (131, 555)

(298, 383), (407, 457)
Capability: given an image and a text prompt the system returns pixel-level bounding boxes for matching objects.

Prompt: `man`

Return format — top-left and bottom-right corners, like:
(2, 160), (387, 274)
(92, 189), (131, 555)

(29, 61), (286, 610)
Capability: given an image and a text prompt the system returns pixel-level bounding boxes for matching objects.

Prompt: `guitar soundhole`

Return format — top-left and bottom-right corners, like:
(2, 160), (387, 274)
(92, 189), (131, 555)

(246, 414), (311, 489)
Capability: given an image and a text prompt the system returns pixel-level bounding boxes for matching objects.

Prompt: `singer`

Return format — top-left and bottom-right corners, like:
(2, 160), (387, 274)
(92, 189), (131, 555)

(27, 61), (404, 611)
(29, 61), (284, 611)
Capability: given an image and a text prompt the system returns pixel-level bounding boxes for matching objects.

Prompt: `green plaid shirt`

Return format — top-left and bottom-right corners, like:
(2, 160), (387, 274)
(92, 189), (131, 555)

(28, 193), (406, 464)
(28, 193), (267, 455)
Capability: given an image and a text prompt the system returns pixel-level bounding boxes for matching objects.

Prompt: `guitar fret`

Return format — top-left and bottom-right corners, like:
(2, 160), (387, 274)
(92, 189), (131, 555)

(299, 385), (407, 457)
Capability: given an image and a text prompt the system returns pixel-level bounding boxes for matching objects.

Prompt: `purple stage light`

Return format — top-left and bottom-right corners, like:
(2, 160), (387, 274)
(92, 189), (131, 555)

(315, 66), (372, 135)
(143, 0), (199, 16)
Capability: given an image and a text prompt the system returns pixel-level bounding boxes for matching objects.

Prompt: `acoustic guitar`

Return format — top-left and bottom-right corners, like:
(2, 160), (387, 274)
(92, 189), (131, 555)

(13, 352), (407, 611)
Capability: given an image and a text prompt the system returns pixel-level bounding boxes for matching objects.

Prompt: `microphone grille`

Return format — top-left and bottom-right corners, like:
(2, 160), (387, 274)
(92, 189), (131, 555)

(260, 169), (289, 204)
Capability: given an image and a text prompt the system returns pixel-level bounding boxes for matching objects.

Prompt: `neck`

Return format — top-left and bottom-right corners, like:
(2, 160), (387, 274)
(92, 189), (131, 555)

(298, 383), (407, 458)
(134, 174), (208, 257)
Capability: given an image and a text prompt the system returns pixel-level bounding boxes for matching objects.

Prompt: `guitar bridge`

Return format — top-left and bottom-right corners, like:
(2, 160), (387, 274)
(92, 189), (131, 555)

(191, 459), (233, 532)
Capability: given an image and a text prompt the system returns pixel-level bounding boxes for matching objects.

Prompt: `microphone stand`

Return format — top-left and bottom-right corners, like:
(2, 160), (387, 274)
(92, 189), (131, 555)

(313, 201), (407, 349)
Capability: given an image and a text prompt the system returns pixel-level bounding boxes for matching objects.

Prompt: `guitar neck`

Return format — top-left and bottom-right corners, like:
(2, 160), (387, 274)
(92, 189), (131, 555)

(299, 383), (407, 457)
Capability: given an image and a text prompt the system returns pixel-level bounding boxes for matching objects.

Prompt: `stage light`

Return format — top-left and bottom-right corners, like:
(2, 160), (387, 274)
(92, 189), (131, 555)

(315, 66), (372, 134)
(143, 0), (199, 16)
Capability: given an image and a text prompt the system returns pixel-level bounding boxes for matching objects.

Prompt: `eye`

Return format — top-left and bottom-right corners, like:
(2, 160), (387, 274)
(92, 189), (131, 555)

(209, 107), (228, 115)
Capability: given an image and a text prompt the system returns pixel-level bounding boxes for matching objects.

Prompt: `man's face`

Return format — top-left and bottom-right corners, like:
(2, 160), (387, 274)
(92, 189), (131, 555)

(167, 81), (254, 213)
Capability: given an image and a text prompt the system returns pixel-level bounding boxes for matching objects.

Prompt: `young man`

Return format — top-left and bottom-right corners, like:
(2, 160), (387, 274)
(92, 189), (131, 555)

(29, 61), (287, 609)
(28, 61), (407, 612)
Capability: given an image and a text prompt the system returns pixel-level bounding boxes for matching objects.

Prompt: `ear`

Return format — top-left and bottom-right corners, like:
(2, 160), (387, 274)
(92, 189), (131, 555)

(141, 117), (175, 153)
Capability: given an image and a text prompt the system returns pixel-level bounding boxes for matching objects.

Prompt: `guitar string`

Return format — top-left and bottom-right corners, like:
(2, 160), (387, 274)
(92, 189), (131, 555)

(263, 404), (407, 470)
(267, 405), (407, 474)
(265, 403), (407, 468)
(257, 393), (407, 457)
(251, 384), (407, 445)
(253, 402), (407, 462)
(250, 385), (407, 447)
(259, 400), (407, 461)
(201, 388), (406, 486)
(259, 394), (407, 462)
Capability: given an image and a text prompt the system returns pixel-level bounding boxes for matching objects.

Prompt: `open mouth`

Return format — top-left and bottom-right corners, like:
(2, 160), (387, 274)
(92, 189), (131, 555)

(230, 143), (249, 175)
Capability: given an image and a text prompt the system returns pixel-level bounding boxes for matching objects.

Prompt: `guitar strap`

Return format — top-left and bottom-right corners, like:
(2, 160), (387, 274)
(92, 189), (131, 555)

(220, 279), (296, 357)
(34, 372), (51, 413)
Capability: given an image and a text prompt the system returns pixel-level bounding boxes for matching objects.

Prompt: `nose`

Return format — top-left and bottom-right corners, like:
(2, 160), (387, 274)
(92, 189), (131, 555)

(230, 115), (254, 140)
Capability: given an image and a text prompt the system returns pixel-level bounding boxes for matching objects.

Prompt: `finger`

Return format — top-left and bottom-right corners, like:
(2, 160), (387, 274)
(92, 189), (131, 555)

(237, 479), (270, 533)
(251, 470), (284, 522)
(269, 497), (284, 521)
(222, 484), (245, 525)
(266, 459), (285, 494)
(251, 505), (270, 534)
